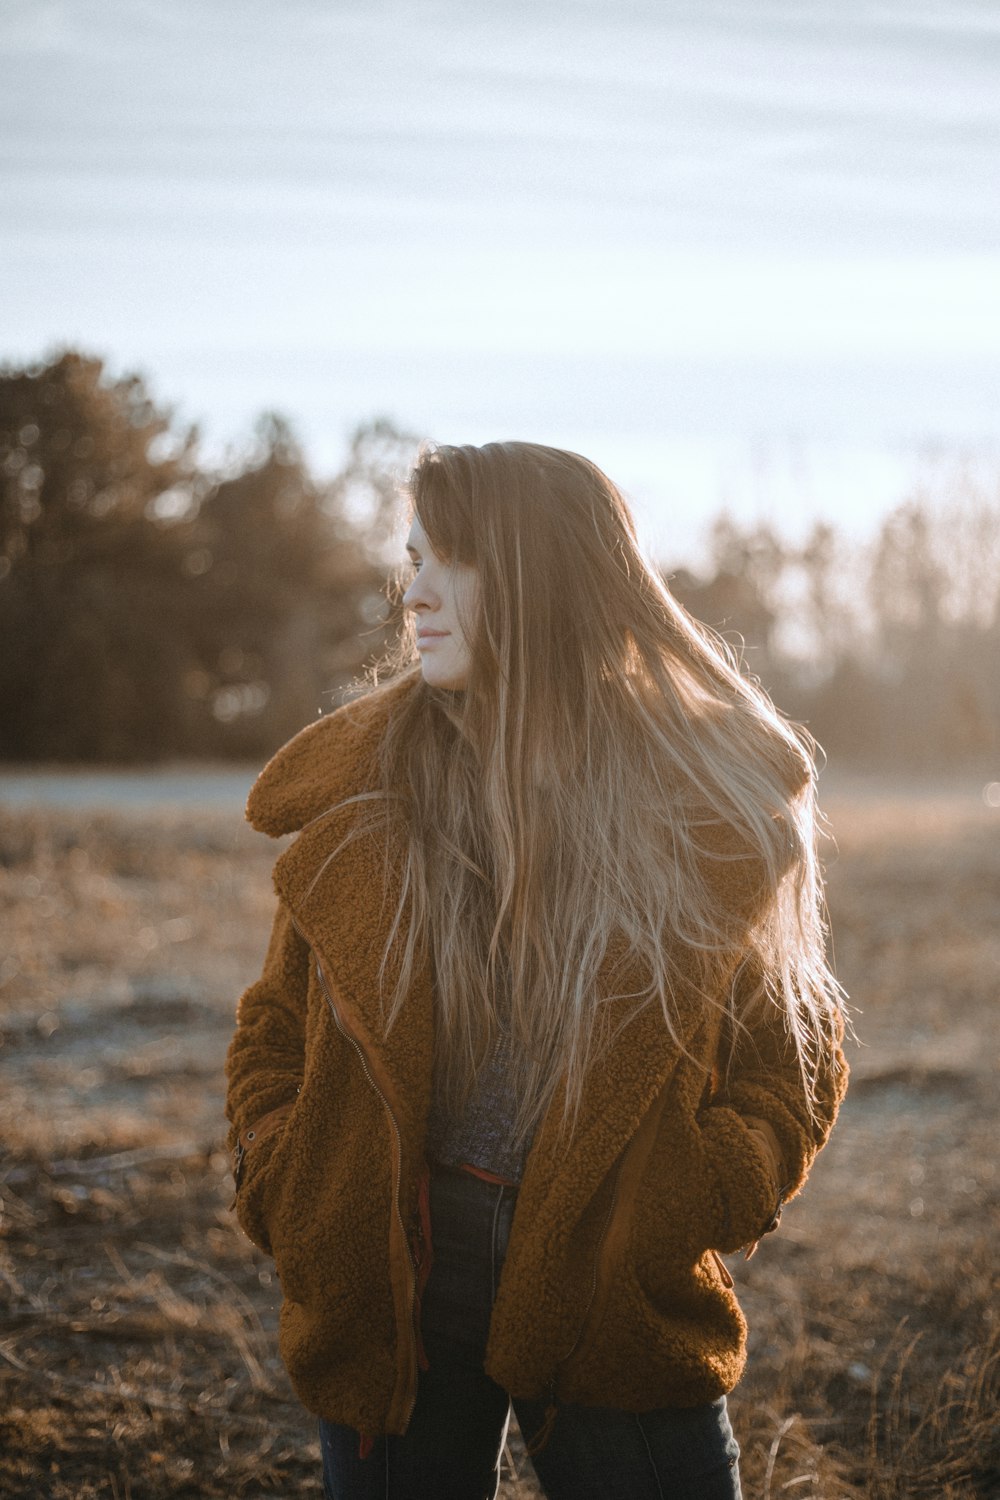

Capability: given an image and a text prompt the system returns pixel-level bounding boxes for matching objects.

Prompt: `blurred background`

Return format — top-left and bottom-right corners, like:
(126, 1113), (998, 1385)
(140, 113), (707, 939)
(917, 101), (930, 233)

(3, 0), (1000, 772)
(1, 4), (998, 1498)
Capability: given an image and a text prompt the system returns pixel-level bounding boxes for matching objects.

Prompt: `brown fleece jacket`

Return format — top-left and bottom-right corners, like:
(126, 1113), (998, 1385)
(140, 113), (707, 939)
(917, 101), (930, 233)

(225, 672), (848, 1435)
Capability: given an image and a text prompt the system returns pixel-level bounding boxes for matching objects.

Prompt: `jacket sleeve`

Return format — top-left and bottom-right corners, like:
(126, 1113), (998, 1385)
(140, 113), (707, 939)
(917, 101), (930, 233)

(696, 963), (848, 1256)
(224, 899), (310, 1251)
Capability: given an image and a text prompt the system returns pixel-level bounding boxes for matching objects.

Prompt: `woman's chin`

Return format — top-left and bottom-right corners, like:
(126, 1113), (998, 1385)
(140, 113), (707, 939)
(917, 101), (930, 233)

(418, 662), (469, 691)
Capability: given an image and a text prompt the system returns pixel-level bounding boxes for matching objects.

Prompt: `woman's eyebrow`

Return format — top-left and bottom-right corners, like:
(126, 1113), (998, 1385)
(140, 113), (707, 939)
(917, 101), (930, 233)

(405, 542), (421, 559)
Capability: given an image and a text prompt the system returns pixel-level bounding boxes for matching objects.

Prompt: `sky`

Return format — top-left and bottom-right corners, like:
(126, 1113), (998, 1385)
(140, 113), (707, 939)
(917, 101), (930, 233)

(2, 0), (999, 565)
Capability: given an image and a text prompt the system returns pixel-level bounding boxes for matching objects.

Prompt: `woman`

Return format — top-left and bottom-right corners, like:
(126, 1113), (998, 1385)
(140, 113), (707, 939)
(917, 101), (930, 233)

(225, 441), (848, 1500)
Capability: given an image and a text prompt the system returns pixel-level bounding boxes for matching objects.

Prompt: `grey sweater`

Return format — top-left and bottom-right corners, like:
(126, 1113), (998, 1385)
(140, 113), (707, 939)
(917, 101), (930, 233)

(425, 1027), (530, 1183)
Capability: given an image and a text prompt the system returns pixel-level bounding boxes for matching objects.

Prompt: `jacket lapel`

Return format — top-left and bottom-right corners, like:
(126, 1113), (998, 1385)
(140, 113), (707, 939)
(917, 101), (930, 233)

(271, 802), (435, 1145)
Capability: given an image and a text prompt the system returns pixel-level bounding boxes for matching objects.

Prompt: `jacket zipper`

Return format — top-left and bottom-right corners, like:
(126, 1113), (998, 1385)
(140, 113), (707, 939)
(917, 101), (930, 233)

(288, 912), (420, 1431)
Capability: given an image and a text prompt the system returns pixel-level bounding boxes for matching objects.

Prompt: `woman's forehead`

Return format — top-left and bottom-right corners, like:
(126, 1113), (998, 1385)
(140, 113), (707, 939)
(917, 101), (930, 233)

(405, 513), (430, 551)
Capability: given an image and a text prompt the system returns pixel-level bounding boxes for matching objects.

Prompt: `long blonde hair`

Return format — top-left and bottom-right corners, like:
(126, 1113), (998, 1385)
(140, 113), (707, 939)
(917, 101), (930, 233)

(362, 441), (842, 1144)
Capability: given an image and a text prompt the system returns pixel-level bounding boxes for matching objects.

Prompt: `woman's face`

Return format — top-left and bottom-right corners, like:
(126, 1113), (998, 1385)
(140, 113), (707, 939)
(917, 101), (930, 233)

(402, 514), (479, 690)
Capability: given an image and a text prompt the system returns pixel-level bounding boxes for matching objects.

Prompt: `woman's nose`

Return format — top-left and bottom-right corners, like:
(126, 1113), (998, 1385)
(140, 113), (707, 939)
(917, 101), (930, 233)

(403, 573), (436, 612)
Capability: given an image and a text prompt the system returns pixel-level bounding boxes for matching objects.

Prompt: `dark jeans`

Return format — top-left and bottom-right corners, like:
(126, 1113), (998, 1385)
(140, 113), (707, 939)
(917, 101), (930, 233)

(320, 1165), (742, 1500)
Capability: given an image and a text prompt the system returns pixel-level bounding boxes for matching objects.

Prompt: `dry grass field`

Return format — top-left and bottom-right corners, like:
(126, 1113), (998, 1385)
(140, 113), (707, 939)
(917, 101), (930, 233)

(0, 781), (997, 1498)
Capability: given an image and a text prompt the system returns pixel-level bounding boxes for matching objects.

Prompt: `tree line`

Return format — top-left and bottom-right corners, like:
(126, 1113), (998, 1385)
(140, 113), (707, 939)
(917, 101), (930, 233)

(0, 351), (414, 761)
(2, 349), (997, 768)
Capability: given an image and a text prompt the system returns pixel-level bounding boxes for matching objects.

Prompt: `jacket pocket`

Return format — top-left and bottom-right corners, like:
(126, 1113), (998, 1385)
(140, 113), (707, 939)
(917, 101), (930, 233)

(625, 1111), (722, 1302)
(625, 1100), (777, 1306)
(233, 1103), (297, 1256)
(696, 1105), (784, 1255)
(232, 1101), (295, 1195)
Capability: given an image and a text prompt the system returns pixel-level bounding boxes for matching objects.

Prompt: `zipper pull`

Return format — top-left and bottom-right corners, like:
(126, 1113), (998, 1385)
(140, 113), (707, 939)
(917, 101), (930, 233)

(710, 1248), (735, 1288)
(525, 1402), (558, 1457)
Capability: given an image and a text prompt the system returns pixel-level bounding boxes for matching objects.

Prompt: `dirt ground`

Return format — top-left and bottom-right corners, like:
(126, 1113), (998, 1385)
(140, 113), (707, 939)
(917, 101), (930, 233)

(0, 783), (997, 1498)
